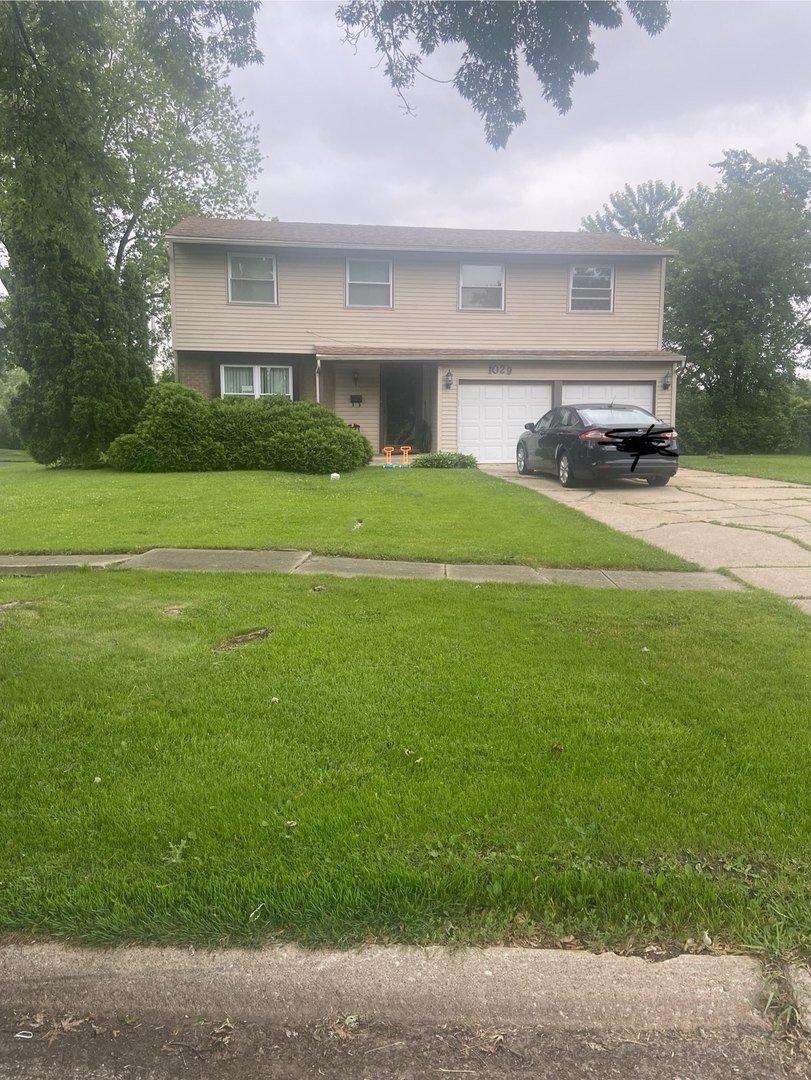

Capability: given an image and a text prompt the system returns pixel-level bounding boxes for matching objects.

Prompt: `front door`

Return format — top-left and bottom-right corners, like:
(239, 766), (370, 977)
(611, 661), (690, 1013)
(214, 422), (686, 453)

(380, 365), (425, 449)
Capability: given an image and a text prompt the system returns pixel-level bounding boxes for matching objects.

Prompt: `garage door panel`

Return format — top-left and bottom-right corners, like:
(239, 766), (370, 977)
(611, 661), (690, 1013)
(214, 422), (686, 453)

(562, 383), (654, 410)
(458, 381), (552, 463)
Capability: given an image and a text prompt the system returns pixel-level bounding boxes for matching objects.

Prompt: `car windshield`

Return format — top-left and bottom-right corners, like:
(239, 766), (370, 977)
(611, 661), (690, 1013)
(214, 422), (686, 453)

(577, 406), (661, 427)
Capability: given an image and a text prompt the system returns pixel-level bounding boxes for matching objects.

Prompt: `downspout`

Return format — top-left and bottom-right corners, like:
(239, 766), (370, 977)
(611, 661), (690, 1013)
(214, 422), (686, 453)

(315, 358), (321, 404)
(672, 359), (685, 425)
(165, 240), (177, 382)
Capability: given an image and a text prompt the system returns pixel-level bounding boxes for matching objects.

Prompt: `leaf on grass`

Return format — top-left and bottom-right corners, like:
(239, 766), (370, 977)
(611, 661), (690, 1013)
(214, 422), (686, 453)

(310, 584), (327, 592)
(43, 1016), (89, 1044)
(161, 607), (185, 616)
(550, 742), (564, 752)
(328, 1014), (360, 1040)
(212, 627), (272, 653)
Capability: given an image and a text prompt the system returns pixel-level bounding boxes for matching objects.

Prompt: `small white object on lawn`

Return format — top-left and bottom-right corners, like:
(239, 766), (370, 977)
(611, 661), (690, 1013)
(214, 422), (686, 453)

(330, 472), (340, 480)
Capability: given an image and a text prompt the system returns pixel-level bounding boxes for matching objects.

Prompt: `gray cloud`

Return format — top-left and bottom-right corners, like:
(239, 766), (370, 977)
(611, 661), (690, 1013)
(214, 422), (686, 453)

(228, 1), (811, 228)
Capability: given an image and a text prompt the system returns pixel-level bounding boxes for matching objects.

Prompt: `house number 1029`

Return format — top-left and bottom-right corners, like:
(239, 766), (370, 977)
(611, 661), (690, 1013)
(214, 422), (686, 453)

(488, 365), (512, 375)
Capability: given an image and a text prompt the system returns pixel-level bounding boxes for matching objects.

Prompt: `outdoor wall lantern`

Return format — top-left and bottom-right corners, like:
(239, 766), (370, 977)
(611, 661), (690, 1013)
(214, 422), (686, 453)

(352, 369), (360, 386)
(661, 371), (672, 390)
(444, 370), (454, 389)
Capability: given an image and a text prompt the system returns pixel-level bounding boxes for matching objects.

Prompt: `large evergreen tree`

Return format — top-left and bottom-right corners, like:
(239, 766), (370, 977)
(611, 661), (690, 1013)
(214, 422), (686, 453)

(0, 1), (261, 464)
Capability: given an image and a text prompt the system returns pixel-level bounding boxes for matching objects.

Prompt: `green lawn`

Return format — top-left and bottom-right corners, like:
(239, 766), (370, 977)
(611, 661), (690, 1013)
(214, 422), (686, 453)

(0, 457), (691, 570)
(682, 453), (811, 485)
(1, 571), (809, 951)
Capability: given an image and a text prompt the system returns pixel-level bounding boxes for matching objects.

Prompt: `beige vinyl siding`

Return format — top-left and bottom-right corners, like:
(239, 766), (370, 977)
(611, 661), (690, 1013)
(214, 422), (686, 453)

(332, 362), (380, 449)
(171, 245), (664, 353)
(437, 360), (674, 453)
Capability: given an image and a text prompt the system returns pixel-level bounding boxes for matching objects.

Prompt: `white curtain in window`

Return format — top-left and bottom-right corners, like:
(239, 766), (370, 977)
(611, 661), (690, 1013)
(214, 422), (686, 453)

(223, 366), (254, 394)
(261, 367), (291, 396)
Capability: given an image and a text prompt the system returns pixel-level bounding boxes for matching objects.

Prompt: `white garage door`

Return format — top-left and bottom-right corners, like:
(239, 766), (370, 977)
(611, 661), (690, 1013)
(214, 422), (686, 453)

(562, 383), (654, 411)
(458, 382), (552, 463)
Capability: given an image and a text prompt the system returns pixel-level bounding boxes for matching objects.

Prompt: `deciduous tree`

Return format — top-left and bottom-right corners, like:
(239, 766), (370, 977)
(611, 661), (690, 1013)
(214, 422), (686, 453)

(581, 180), (682, 243)
(337, 1), (670, 148)
(667, 175), (811, 451)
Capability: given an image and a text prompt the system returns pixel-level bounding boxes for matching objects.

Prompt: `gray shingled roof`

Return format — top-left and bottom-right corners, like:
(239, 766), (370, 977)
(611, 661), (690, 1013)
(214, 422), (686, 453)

(166, 218), (675, 257)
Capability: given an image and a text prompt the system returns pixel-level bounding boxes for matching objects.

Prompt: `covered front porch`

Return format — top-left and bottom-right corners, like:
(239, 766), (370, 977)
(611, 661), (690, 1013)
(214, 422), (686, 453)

(318, 356), (439, 453)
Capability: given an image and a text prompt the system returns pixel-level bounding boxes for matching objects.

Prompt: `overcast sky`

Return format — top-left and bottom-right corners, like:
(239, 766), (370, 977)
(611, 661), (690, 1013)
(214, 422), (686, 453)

(227, 1), (811, 231)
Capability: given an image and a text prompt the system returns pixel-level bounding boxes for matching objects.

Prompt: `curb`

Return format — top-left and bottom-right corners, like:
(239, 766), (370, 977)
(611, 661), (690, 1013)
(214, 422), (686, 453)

(0, 945), (768, 1032)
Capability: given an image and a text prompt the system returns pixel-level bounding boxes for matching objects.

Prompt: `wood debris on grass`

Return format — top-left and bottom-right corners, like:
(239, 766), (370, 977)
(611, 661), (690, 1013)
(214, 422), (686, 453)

(212, 627), (272, 653)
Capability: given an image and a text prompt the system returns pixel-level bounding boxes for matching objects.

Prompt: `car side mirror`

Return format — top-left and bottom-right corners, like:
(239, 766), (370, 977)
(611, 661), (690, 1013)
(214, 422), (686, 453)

(524, 422), (535, 431)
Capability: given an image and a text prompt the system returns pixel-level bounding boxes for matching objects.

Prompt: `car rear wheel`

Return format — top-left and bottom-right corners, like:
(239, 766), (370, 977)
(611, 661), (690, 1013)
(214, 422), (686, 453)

(516, 444), (533, 475)
(557, 451), (576, 488)
(646, 475), (671, 486)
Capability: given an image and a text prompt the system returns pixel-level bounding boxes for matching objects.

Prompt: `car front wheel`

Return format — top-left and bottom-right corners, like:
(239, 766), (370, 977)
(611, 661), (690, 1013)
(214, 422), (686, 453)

(557, 451), (576, 487)
(516, 444), (533, 475)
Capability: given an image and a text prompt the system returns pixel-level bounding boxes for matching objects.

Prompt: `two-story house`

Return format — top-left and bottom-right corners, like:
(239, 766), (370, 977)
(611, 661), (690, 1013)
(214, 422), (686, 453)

(166, 219), (683, 463)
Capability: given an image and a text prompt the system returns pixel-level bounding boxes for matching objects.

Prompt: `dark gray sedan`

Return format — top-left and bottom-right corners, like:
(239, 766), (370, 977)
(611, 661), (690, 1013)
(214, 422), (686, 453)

(516, 403), (679, 487)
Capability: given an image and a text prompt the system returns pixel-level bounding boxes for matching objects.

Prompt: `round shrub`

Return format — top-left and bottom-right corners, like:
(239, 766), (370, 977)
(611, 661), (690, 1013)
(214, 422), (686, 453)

(265, 426), (372, 473)
(106, 383), (226, 471)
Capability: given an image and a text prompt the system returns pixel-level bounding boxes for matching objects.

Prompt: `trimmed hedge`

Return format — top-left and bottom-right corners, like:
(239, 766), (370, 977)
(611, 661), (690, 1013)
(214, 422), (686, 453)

(412, 452), (478, 469)
(106, 384), (373, 473)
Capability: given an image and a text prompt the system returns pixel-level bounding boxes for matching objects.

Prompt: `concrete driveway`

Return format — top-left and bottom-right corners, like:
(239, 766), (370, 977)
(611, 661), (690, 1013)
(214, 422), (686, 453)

(482, 465), (811, 614)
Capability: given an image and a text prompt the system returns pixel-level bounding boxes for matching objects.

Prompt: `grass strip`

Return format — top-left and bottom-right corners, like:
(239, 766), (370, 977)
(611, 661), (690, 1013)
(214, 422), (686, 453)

(682, 454), (811, 485)
(1, 571), (809, 950)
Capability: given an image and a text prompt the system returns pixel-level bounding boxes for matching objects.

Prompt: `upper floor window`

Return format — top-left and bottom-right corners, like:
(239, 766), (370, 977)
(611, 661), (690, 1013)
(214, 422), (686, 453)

(346, 258), (392, 307)
(569, 265), (614, 312)
(228, 254), (277, 304)
(459, 263), (504, 310)
(221, 364), (292, 399)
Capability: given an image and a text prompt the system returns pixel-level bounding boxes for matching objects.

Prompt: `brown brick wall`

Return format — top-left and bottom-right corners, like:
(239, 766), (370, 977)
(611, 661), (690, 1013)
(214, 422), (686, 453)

(175, 352), (318, 403)
(176, 353), (218, 397)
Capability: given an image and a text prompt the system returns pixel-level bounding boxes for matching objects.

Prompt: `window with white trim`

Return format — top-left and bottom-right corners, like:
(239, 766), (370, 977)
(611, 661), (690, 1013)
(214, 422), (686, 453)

(221, 364), (292, 398)
(459, 263), (504, 310)
(346, 258), (392, 307)
(228, 254), (277, 304)
(569, 265), (614, 311)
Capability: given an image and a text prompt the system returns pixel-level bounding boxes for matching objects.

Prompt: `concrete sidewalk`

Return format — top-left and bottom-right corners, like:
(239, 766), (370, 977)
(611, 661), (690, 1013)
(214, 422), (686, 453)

(482, 465), (811, 614)
(0, 547), (743, 591)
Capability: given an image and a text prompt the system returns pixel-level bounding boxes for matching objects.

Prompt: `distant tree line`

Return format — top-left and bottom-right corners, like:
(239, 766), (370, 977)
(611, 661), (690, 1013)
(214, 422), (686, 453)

(583, 150), (811, 453)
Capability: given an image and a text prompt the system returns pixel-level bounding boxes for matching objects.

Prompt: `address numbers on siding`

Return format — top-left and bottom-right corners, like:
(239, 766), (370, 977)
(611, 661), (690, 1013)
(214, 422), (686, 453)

(487, 365), (513, 375)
